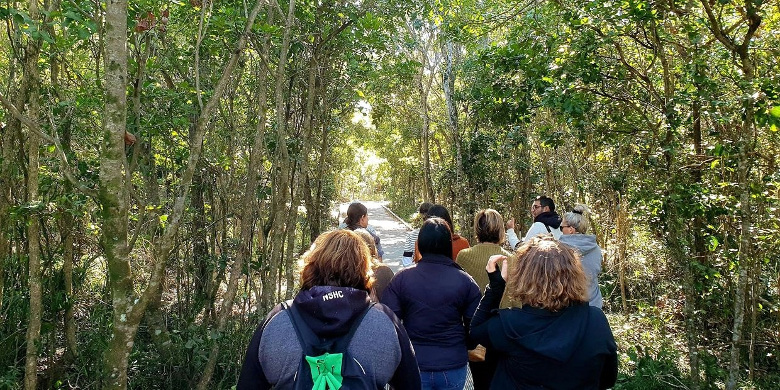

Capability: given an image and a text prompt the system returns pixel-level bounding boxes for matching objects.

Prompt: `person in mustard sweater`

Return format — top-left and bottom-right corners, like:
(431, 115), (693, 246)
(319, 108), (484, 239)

(456, 208), (513, 390)
(457, 209), (513, 292)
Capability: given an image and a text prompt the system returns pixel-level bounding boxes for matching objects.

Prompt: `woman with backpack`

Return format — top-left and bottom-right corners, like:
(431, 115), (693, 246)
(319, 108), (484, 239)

(237, 229), (420, 389)
(470, 236), (617, 389)
(382, 217), (481, 390)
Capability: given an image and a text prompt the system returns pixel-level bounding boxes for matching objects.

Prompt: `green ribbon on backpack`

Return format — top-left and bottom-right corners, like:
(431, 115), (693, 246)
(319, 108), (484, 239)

(305, 353), (344, 390)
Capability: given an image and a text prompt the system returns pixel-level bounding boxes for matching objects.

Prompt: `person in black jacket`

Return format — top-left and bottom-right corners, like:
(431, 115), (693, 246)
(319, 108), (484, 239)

(382, 217), (481, 390)
(237, 229), (420, 389)
(470, 236), (618, 389)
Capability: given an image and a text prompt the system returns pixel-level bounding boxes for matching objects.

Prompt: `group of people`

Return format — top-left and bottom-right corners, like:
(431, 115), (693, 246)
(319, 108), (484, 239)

(237, 198), (617, 390)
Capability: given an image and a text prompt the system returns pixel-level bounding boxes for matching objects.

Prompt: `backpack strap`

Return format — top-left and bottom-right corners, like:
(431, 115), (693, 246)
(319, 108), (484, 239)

(283, 301), (318, 356)
(545, 224), (551, 233)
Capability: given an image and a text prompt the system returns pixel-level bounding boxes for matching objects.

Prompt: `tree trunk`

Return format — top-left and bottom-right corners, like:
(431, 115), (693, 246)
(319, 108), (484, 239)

(99, 0), (266, 385)
(721, 4), (760, 386)
(284, 175), (299, 300)
(301, 40), (321, 246)
(22, 0), (43, 386)
(726, 160), (752, 390)
(60, 119), (79, 361)
(24, 67), (42, 390)
(263, 0), (297, 312)
(99, 0), (133, 387)
(419, 71), (435, 203)
(192, 165), (210, 304)
(441, 38), (464, 228)
(311, 90), (334, 244)
(0, 0), (35, 320)
(0, 87), (14, 321)
(616, 193), (629, 313)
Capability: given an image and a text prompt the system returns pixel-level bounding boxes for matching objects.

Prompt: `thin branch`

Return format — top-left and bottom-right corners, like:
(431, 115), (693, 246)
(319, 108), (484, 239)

(195, 0), (214, 111)
(0, 92), (98, 198)
(316, 19), (354, 52)
(699, 0), (739, 53)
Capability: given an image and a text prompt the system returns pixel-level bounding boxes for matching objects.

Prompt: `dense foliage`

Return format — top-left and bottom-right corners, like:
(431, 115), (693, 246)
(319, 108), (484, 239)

(0, 0), (778, 388)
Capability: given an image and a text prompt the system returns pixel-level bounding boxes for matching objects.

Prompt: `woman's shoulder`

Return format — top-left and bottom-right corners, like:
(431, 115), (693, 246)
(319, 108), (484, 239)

(366, 302), (404, 327)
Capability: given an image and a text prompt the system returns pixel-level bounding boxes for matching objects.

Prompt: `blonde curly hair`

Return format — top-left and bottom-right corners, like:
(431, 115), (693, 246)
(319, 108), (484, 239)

(504, 236), (587, 311)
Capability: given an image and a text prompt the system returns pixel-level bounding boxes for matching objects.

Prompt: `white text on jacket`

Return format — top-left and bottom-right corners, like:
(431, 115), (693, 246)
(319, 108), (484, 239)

(322, 291), (344, 301)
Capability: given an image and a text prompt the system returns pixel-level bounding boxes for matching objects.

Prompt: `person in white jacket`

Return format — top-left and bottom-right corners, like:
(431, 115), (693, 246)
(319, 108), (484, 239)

(506, 196), (563, 248)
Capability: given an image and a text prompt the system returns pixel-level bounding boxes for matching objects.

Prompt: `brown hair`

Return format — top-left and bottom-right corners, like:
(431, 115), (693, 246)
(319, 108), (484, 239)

(299, 230), (373, 292)
(473, 209), (506, 244)
(504, 236), (587, 311)
(343, 202), (368, 230)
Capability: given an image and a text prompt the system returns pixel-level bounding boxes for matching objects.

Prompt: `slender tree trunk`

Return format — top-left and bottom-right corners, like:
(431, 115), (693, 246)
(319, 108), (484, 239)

(100, 0), (133, 387)
(724, 9), (760, 388)
(24, 70), (42, 390)
(60, 124), (79, 361)
(441, 38), (464, 228)
(419, 72), (435, 203)
(727, 116), (756, 389)
(192, 165), (210, 304)
(0, 0), (34, 320)
(308, 94), (332, 244)
(695, 2), (761, 383)
(263, 0), (297, 311)
(44, 2), (80, 360)
(727, 160), (752, 390)
(284, 175), (299, 299)
(22, 0), (43, 386)
(748, 260), (758, 382)
(0, 100), (14, 318)
(616, 193), (629, 313)
(301, 42), (320, 245)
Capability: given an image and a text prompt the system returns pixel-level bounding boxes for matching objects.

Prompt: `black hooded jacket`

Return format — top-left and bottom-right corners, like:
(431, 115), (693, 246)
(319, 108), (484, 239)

(471, 271), (618, 389)
(534, 211), (562, 230)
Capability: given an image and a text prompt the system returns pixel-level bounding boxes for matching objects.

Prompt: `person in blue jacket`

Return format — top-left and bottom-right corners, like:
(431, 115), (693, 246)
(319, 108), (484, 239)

(381, 217), (481, 390)
(237, 229), (420, 389)
(470, 236), (618, 389)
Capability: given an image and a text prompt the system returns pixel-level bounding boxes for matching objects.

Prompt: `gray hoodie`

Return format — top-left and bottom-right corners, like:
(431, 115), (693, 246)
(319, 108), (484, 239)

(559, 234), (604, 308)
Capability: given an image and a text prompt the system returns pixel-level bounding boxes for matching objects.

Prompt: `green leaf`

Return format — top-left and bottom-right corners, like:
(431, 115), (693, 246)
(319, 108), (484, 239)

(47, 144), (56, 153)
(39, 30), (54, 43)
(708, 236), (719, 251)
(770, 106), (780, 118)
